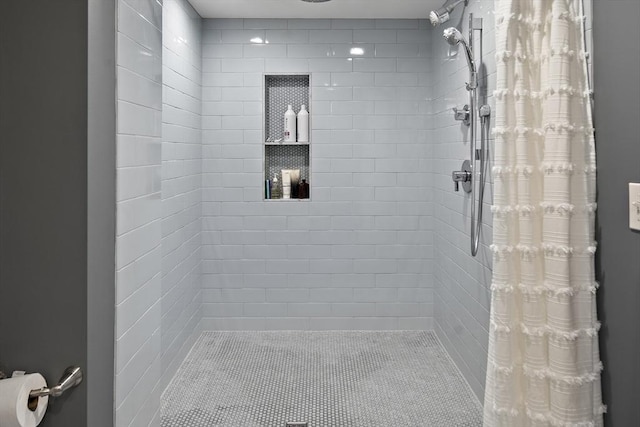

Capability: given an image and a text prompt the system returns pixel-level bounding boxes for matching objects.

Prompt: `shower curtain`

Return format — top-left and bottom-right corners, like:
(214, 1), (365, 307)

(483, 0), (604, 426)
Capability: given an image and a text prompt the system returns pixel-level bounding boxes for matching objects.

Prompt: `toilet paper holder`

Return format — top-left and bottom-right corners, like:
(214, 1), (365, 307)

(29, 366), (83, 399)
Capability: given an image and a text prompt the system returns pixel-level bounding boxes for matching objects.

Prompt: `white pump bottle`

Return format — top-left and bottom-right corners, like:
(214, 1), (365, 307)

(284, 105), (296, 142)
(297, 105), (309, 143)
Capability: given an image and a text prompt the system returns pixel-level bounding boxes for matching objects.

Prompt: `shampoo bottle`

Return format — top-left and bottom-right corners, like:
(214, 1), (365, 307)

(284, 105), (296, 142)
(297, 105), (309, 143)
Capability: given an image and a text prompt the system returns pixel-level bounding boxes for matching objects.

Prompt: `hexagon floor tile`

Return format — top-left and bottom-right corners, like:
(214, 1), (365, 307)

(161, 331), (482, 427)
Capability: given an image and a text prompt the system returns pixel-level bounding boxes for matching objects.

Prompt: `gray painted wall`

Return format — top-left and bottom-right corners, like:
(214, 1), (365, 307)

(0, 1), (115, 426)
(0, 1), (88, 425)
(88, 0), (116, 426)
(593, 1), (640, 426)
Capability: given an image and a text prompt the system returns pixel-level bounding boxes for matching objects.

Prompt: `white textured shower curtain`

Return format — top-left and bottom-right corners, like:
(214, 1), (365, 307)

(483, 0), (604, 426)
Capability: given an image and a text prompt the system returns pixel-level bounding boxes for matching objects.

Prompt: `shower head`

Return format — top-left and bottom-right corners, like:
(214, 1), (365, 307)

(443, 27), (476, 74)
(429, 0), (468, 27)
(429, 9), (450, 26)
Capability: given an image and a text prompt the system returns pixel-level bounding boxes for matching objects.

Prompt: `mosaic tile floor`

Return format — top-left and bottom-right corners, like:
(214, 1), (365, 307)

(161, 331), (482, 427)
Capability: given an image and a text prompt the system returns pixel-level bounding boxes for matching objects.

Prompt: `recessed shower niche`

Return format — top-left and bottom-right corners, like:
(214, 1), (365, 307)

(263, 73), (311, 201)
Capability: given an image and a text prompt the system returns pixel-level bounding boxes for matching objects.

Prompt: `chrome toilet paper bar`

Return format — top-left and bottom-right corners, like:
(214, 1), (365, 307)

(29, 366), (83, 398)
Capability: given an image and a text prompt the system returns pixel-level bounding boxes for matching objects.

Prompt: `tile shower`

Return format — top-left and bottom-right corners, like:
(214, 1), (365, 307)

(200, 17), (433, 332)
(114, 0), (502, 425)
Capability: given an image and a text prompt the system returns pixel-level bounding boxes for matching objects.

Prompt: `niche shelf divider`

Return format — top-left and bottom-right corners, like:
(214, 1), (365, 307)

(263, 73), (311, 201)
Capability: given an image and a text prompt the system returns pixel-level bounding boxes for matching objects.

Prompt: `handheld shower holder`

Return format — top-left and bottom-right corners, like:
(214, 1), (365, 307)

(466, 72), (478, 91)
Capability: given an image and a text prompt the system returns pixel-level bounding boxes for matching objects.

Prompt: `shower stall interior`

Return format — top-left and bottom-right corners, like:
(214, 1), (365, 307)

(107, 0), (595, 425)
(113, 0), (497, 424)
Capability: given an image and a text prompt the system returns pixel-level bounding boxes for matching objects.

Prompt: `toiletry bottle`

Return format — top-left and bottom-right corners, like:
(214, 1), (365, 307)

(271, 174), (282, 199)
(284, 105), (297, 143)
(281, 170), (291, 199)
(298, 179), (309, 199)
(297, 105), (309, 143)
(289, 169), (300, 199)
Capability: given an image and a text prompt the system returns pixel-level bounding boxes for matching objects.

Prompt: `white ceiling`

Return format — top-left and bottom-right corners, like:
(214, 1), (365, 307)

(188, 0), (444, 19)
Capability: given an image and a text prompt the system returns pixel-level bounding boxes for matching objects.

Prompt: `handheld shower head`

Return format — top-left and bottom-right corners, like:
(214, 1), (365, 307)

(443, 27), (476, 74)
(429, 0), (468, 26)
(443, 27), (463, 46)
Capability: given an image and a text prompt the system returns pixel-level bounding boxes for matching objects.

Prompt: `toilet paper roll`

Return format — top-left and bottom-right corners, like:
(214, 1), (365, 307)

(0, 374), (48, 427)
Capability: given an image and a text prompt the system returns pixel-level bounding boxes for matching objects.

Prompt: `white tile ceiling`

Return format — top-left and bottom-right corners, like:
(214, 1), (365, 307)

(188, 0), (444, 19)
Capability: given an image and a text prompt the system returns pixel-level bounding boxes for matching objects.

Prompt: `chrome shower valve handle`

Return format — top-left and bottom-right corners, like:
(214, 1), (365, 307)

(453, 105), (470, 126)
(452, 160), (473, 193)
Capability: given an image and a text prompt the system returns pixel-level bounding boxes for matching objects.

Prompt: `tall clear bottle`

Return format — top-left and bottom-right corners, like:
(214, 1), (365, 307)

(271, 173), (282, 199)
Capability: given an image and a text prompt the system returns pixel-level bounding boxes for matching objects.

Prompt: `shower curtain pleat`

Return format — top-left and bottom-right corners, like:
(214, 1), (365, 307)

(483, 0), (604, 426)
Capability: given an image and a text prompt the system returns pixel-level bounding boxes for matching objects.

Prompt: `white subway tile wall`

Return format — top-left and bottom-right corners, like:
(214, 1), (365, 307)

(160, 0), (203, 393)
(115, 0), (163, 426)
(201, 18), (434, 332)
(116, 0), (203, 426)
(431, 0), (496, 401)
